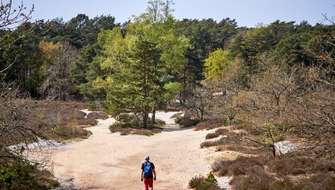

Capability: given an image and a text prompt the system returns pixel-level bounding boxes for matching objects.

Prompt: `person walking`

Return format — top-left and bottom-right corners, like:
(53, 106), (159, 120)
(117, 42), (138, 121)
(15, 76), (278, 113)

(141, 156), (156, 190)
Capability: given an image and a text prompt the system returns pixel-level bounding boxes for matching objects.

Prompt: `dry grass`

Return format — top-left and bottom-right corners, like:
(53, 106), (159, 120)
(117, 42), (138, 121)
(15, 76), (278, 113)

(200, 130), (245, 148)
(210, 151), (335, 190)
(199, 120), (335, 190)
(13, 99), (99, 142)
(194, 119), (226, 131)
(86, 112), (109, 120)
(268, 154), (335, 176)
(212, 156), (267, 176)
(205, 128), (229, 139)
(175, 116), (200, 128)
(54, 125), (92, 140)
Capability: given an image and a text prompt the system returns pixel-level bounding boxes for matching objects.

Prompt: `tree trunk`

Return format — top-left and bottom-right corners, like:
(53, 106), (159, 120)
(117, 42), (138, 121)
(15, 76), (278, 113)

(275, 96), (281, 118)
(200, 108), (204, 121)
(143, 109), (149, 128)
(151, 108), (156, 127)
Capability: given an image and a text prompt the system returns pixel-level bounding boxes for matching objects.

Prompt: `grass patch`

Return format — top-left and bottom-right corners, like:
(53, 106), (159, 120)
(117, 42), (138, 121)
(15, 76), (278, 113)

(109, 113), (165, 136)
(109, 126), (163, 136)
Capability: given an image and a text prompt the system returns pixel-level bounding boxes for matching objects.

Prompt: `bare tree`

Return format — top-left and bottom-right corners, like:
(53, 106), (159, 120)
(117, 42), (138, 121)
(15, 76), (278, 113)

(0, 0), (34, 77)
(184, 84), (212, 120)
(0, 0), (34, 29)
(294, 31), (335, 137)
(0, 83), (42, 163)
(252, 62), (302, 123)
(40, 41), (79, 100)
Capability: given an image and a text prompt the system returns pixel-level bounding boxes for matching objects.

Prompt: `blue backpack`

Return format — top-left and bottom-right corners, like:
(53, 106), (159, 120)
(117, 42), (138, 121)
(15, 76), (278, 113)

(143, 161), (153, 177)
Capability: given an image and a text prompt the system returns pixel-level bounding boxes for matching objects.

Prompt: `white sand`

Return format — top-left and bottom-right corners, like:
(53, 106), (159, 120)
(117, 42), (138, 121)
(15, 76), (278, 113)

(46, 111), (215, 190)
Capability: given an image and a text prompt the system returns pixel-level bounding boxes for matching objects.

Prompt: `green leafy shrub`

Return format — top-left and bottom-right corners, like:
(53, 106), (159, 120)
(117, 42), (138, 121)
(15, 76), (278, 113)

(0, 161), (59, 190)
(114, 113), (141, 128)
(110, 113), (164, 136)
(112, 113), (166, 129)
(189, 173), (220, 190)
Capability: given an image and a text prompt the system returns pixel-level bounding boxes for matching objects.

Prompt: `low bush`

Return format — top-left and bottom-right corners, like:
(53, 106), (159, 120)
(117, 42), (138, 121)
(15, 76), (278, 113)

(54, 126), (91, 140)
(233, 171), (335, 190)
(212, 156), (266, 176)
(189, 173), (220, 190)
(205, 128), (229, 139)
(205, 133), (220, 139)
(86, 111), (109, 120)
(200, 138), (225, 148)
(109, 126), (162, 136)
(110, 113), (164, 136)
(201, 132), (244, 148)
(268, 155), (335, 176)
(195, 119), (226, 131)
(114, 113), (141, 128)
(0, 160), (59, 190)
(211, 152), (335, 190)
(232, 165), (274, 190)
(175, 116), (200, 128)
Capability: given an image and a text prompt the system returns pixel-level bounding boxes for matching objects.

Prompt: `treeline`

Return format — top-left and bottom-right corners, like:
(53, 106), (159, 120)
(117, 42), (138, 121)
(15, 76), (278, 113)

(1, 0), (334, 130)
(199, 20), (335, 138)
(0, 7), (240, 101)
(0, 13), (237, 100)
(0, 14), (118, 98)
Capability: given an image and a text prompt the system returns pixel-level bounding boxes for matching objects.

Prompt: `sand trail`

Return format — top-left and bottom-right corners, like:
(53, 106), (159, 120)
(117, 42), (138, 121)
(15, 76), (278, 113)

(46, 111), (215, 190)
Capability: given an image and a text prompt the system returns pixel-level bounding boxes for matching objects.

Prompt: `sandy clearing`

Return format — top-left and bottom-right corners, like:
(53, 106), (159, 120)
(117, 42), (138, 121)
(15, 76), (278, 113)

(45, 112), (216, 190)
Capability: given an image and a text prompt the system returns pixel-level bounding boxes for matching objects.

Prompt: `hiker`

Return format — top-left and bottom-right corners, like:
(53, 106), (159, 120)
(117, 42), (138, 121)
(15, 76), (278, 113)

(141, 156), (156, 190)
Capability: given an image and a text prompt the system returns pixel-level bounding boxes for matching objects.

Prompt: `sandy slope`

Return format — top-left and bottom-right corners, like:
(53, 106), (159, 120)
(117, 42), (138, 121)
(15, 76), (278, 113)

(47, 112), (215, 190)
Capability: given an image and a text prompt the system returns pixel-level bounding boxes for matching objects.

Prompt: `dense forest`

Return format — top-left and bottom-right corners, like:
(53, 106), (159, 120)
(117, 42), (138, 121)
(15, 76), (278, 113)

(1, 0), (334, 189)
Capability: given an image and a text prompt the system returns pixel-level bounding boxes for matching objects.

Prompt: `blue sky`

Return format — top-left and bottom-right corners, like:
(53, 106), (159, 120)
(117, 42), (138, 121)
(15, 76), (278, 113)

(21, 0), (334, 27)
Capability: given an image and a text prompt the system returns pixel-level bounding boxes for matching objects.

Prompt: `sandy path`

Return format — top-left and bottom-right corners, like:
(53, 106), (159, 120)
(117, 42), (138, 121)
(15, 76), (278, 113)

(48, 112), (215, 190)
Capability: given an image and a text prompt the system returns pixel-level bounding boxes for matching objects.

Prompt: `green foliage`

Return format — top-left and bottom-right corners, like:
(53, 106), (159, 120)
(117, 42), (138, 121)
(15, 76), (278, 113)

(0, 161), (59, 190)
(85, 7), (190, 126)
(163, 82), (182, 100)
(0, 14), (117, 98)
(176, 18), (238, 89)
(189, 173), (219, 190)
(0, 25), (44, 96)
(204, 49), (235, 81)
